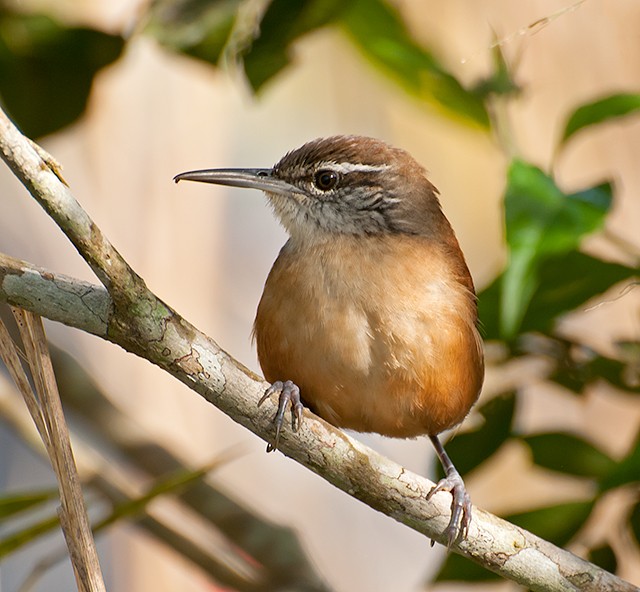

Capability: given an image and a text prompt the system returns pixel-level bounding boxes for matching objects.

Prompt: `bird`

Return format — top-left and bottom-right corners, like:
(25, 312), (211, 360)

(174, 135), (484, 546)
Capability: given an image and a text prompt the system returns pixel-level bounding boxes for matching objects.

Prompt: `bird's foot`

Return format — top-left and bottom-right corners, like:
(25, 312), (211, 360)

(426, 468), (471, 547)
(258, 380), (304, 452)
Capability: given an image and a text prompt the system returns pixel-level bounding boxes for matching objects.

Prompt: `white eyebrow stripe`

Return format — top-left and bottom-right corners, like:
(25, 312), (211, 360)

(320, 162), (390, 174)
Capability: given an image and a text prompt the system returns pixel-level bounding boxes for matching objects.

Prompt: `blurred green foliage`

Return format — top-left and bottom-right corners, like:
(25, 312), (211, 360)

(435, 391), (515, 479)
(0, 0), (639, 589)
(340, 0), (489, 127)
(507, 500), (596, 547)
(0, 10), (124, 138)
(560, 93), (640, 146)
(588, 543), (618, 574)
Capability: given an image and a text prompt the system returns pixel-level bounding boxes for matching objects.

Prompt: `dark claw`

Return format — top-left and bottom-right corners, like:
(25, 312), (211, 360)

(258, 380), (303, 452)
(427, 434), (472, 547)
(426, 469), (471, 547)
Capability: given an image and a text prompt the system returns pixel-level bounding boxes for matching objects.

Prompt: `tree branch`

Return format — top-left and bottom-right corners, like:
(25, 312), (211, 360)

(0, 107), (636, 592)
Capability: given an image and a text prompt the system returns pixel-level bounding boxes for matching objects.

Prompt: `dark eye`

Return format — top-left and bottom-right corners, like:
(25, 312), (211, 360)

(314, 169), (339, 191)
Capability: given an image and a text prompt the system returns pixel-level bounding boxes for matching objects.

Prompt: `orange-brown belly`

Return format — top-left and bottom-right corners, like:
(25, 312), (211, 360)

(253, 236), (484, 437)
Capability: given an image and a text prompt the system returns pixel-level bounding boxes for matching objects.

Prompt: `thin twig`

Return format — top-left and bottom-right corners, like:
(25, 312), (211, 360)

(0, 311), (106, 591)
(13, 310), (106, 592)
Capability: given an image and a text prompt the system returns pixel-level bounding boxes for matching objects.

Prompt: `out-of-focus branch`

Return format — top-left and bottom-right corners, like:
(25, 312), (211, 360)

(0, 107), (636, 592)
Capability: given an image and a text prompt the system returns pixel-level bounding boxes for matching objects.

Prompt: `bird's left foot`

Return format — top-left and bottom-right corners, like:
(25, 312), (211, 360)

(258, 380), (304, 452)
(426, 468), (471, 547)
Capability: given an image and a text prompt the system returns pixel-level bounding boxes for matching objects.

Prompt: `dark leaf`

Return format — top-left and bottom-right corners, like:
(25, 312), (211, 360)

(0, 12), (124, 138)
(560, 93), (640, 146)
(523, 432), (616, 479)
(521, 252), (635, 338)
(436, 391), (516, 479)
(600, 428), (640, 491)
(242, 0), (351, 92)
(587, 543), (618, 574)
(550, 344), (640, 395)
(506, 500), (594, 547)
(479, 251), (636, 341)
(146, 0), (241, 65)
(340, 0), (488, 127)
(476, 274), (502, 341)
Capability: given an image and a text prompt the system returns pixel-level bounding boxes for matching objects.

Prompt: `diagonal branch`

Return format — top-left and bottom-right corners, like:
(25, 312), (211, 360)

(0, 107), (636, 592)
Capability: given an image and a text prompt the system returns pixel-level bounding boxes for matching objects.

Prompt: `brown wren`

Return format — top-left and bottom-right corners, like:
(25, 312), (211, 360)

(174, 135), (484, 545)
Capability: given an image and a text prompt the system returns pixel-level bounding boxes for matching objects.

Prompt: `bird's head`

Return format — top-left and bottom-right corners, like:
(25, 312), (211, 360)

(175, 135), (448, 243)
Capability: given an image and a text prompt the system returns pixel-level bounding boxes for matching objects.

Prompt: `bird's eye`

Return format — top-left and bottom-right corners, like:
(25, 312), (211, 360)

(314, 170), (339, 191)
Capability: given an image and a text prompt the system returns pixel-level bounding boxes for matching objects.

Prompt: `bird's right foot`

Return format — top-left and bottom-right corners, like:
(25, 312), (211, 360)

(426, 468), (472, 547)
(258, 380), (304, 452)
(427, 434), (472, 547)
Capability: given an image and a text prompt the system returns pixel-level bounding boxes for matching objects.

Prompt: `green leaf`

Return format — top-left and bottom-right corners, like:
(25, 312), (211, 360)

(436, 392), (515, 479)
(340, 0), (488, 127)
(95, 459), (230, 531)
(498, 161), (612, 339)
(587, 543), (618, 574)
(479, 251), (636, 341)
(521, 252), (635, 338)
(0, 12), (124, 138)
(506, 500), (594, 547)
(0, 515), (60, 558)
(523, 432), (616, 479)
(0, 489), (58, 519)
(560, 93), (640, 146)
(476, 275), (502, 341)
(148, 0), (352, 91)
(0, 460), (235, 559)
(146, 0), (241, 65)
(600, 429), (640, 491)
(433, 550), (500, 583)
(550, 344), (640, 395)
(242, 0), (351, 92)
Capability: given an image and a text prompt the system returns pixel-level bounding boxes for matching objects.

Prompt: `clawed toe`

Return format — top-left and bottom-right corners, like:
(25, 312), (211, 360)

(258, 380), (303, 452)
(426, 470), (471, 547)
(427, 435), (472, 547)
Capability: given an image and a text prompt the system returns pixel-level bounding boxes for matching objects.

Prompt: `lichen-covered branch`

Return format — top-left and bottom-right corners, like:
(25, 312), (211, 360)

(0, 253), (111, 336)
(0, 107), (636, 592)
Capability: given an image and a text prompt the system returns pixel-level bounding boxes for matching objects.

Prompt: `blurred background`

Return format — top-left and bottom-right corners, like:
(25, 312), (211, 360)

(0, 0), (639, 590)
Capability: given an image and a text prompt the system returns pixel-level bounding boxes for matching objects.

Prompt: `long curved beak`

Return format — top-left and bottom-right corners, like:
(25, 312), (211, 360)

(173, 168), (297, 196)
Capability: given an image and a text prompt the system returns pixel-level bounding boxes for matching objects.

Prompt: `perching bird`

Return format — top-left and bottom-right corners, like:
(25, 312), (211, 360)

(174, 136), (484, 545)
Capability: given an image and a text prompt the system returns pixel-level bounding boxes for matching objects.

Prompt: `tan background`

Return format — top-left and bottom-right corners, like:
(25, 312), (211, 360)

(1, 0), (639, 590)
